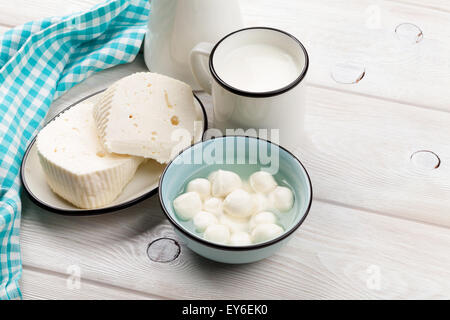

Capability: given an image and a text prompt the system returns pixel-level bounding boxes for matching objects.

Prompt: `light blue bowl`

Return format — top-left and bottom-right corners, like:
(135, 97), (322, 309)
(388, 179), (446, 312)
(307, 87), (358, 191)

(158, 136), (312, 264)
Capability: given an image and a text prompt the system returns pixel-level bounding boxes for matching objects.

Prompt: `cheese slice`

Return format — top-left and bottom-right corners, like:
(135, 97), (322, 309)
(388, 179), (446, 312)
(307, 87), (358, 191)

(36, 99), (143, 209)
(93, 72), (198, 163)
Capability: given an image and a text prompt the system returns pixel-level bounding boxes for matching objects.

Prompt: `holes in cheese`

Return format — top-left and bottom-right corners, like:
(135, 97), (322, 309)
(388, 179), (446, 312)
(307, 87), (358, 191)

(93, 72), (197, 163)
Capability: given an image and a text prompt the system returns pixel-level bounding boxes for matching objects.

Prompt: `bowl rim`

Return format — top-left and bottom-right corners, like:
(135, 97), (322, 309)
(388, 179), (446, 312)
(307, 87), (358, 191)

(158, 135), (313, 251)
(209, 27), (309, 98)
(20, 90), (208, 216)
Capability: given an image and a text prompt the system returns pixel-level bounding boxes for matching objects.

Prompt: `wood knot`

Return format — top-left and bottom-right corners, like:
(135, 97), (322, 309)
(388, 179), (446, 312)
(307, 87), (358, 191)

(147, 237), (181, 263)
(410, 150), (440, 170)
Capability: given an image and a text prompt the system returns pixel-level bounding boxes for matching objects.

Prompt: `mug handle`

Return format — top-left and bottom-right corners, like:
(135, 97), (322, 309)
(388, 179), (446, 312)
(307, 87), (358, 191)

(189, 42), (215, 94)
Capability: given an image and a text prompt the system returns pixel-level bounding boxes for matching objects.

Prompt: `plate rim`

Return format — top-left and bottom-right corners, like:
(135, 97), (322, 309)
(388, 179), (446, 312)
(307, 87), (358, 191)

(20, 89), (208, 216)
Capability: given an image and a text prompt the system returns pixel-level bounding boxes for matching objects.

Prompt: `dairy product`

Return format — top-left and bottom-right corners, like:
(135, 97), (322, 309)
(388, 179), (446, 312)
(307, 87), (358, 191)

(223, 189), (255, 218)
(249, 171), (277, 194)
(251, 223), (284, 243)
(173, 192), (202, 220)
(36, 100), (143, 209)
(187, 178), (211, 200)
(219, 213), (249, 233)
(252, 193), (270, 213)
(230, 232), (252, 246)
(94, 72), (198, 163)
(203, 197), (223, 216)
(173, 169), (294, 245)
(204, 224), (230, 244)
(214, 43), (301, 93)
(249, 211), (277, 230)
(210, 170), (242, 197)
(36, 71), (203, 209)
(269, 186), (294, 212)
(193, 211), (218, 232)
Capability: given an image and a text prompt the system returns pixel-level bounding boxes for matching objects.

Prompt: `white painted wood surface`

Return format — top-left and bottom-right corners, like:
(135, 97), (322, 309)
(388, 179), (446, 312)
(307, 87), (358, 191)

(0, 0), (449, 299)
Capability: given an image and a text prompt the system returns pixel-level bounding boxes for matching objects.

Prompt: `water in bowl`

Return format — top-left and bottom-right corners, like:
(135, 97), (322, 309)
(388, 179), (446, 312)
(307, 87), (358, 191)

(173, 164), (299, 243)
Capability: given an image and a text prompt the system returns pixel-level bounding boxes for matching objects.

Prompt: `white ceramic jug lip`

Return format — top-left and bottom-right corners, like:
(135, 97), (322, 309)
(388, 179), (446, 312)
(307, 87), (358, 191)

(208, 26), (309, 98)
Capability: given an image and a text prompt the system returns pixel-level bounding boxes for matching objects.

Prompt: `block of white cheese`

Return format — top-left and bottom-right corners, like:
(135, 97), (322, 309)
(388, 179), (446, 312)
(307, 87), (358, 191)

(94, 72), (198, 163)
(36, 100), (143, 209)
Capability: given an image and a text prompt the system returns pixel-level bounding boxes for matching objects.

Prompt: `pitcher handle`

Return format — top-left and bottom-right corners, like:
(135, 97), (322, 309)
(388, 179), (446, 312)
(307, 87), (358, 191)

(189, 42), (215, 94)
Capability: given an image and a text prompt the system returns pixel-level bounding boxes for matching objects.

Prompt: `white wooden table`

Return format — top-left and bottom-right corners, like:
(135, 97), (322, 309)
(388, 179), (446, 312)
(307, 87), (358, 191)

(3, 0), (450, 299)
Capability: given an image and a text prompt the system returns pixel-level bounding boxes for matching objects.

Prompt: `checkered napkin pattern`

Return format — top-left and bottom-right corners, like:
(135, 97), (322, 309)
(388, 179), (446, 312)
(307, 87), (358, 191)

(0, 0), (149, 299)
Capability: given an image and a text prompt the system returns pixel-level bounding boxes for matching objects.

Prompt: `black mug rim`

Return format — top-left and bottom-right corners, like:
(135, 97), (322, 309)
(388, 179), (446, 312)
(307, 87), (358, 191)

(208, 27), (309, 98)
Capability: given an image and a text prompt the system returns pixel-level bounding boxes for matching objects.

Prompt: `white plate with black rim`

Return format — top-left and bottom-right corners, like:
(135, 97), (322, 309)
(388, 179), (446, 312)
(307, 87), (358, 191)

(20, 90), (208, 216)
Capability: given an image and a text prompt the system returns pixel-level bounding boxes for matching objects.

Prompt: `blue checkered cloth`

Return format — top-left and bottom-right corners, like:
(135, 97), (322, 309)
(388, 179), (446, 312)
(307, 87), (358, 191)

(0, 0), (149, 299)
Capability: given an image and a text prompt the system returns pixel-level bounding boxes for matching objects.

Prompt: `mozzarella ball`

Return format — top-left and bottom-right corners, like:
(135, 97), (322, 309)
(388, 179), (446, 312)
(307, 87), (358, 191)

(251, 223), (284, 243)
(210, 170), (242, 197)
(203, 197), (223, 216)
(193, 211), (218, 232)
(173, 192), (202, 220)
(207, 171), (218, 183)
(249, 211), (277, 230)
(249, 171), (277, 194)
(269, 186), (294, 212)
(204, 224), (230, 244)
(219, 213), (249, 233)
(230, 232), (252, 246)
(186, 178), (211, 200)
(223, 189), (255, 218)
(241, 181), (254, 193)
(252, 193), (270, 213)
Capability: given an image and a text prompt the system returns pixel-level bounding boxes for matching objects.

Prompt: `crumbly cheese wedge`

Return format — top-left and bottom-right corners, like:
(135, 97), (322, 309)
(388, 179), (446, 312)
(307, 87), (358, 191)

(94, 72), (198, 163)
(36, 100), (143, 209)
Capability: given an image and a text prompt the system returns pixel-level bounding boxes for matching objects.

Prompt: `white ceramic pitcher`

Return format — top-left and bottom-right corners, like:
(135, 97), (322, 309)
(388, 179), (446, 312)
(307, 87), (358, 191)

(144, 0), (243, 90)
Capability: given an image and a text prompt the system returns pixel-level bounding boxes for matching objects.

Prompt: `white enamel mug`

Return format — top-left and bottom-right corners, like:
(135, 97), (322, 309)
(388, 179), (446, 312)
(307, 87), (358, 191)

(189, 27), (309, 148)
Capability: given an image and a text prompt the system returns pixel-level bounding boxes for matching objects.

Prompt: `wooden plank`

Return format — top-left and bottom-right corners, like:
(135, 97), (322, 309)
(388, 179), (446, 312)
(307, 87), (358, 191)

(20, 195), (450, 299)
(21, 267), (155, 300)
